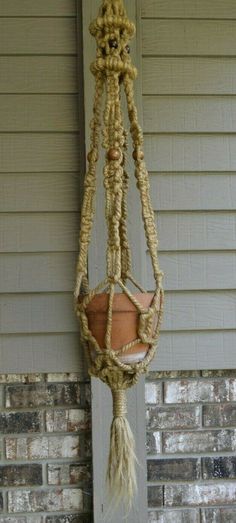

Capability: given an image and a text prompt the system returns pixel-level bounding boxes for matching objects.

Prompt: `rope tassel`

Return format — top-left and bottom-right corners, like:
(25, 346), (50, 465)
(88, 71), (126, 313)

(107, 390), (137, 508)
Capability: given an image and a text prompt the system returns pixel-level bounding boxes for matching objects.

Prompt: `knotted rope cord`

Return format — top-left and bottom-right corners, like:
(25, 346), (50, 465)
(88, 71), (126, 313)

(103, 71), (125, 280)
(75, 0), (164, 507)
(74, 72), (104, 298)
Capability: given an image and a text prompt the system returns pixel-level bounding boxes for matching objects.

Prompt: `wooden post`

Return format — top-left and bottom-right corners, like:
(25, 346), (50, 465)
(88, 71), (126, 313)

(80, 0), (148, 520)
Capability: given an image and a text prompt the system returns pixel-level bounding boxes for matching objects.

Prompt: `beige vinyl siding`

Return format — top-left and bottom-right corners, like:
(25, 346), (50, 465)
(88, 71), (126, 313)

(0, 253), (77, 292)
(0, 334), (80, 374)
(0, 213), (80, 252)
(141, 1), (236, 19)
(0, 0), (83, 373)
(0, 1), (75, 16)
(142, 20), (236, 56)
(0, 57), (77, 93)
(1, 173), (79, 211)
(149, 253), (236, 291)
(155, 212), (236, 251)
(144, 97), (236, 133)
(141, 1), (236, 369)
(149, 173), (236, 210)
(142, 58), (236, 94)
(0, 95), (78, 131)
(0, 19), (76, 54)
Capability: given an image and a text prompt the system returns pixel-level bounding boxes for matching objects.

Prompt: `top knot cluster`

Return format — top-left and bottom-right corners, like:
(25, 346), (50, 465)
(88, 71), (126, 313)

(89, 0), (136, 77)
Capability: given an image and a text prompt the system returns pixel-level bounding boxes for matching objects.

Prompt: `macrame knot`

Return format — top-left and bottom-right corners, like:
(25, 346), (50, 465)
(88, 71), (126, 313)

(90, 57), (137, 79)
(112, 389), (127, 417)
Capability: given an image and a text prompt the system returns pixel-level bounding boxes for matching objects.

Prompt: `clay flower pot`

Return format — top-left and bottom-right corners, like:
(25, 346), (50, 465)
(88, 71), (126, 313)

(86, 292), (158, 363)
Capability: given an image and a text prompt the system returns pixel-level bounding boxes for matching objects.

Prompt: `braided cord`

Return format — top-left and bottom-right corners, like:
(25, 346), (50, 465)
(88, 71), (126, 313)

(75, 0), (164, 383)
(123, 73), (163, 290)
(74, 72), (104, 298)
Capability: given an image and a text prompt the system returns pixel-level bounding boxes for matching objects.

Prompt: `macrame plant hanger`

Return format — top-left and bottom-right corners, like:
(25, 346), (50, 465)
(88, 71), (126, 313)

(74, 0), (164, 507)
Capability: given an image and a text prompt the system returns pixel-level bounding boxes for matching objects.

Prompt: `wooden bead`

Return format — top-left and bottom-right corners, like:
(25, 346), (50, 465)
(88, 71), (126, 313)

(109, 39), (118, 49)
(107, 148), (121, 161)
(132, 150), (144, 161)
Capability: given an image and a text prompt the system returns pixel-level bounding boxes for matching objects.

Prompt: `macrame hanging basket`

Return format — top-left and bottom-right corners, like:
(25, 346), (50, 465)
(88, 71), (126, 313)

(74, 0), (164, 508)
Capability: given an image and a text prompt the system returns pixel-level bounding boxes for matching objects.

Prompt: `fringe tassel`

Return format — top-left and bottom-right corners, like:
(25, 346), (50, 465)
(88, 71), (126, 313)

(106, 389), (137, 508)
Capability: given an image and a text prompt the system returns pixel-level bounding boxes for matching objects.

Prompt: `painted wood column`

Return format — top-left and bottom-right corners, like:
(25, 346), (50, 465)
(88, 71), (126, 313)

(80, 0), (148, 520)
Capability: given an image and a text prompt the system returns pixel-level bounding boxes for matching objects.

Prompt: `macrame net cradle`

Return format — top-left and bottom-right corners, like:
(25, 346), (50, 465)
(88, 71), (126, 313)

(74, 0), (164, 506)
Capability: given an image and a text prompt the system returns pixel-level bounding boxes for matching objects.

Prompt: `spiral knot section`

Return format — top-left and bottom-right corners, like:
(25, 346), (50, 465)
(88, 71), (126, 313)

(112, 389), (127, 417)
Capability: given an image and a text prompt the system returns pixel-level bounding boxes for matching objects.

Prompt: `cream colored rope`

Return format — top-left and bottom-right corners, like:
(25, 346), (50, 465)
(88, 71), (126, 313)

(75, 0), (164, 507)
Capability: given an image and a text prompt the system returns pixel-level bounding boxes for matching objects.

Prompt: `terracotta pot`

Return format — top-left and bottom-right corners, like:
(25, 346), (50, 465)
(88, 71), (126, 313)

(86, 292), (158, 363)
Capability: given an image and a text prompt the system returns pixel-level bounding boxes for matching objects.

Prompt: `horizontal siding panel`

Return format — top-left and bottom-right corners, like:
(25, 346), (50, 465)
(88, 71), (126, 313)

(2, 212), (234, 253)
(0, 0), (75, 16)
(0, 334), (84, 375)
(145, 134), (236, 171)
(0, 213), (80, 252)
(0, 18), (76, 55)
(143, 96), (236, 133)
(0, 133), (79, 172)
(149, 173), (236, 211)
(142, 20), (236, 56)
(0, 253), (77, 292)
(156, 212), (236, 251)
(151, 330), (236, 371)
(0, 56), (77, 93)
(142, 57), (236, 95)
(0, 291), (235, 334)
(1, 173), (79, 211)
(0, 95), (78, 132)
(162, 291), (236, 331)
(147, 252), (236, 291)
(0, 293), (78, 334)
(141, 2), (236, 371)
(141, 0), (236, 19)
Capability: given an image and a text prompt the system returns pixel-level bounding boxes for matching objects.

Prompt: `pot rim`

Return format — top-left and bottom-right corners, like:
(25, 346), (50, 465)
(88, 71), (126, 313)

(85, 291), (157, 313)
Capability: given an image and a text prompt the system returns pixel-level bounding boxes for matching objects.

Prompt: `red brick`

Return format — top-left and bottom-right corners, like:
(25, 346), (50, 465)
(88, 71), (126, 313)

(147, 431), (161, 455)
(0, 375), (44, 384)
(165, 482), (236, 507)
(202, 456), (236, 479)
(145, 383), (163, 404)
(46, 516), (90, 523)
(47, 463), (91, 485)
(5, 383), (81, 409)
(46, 409), (91, 432)
(148, 371), (200, 380)
(163, 429), (236, 454)
(164, 379), (233, 404)
(46, 374), (82, 383)
(0, 411), (42, 434)
(148, 486), (163, 508)
(147, 458), (200, 482)
(201, 508), (236, 522)
(148, 509), (200, 523)
(8, 489), (83, 513)
(0, 518), (43, 523)
(0, 464), (42, 486)
(147, 405), (200, 430)
(203, 404), (236, 427)
(5, 436), (80, 460)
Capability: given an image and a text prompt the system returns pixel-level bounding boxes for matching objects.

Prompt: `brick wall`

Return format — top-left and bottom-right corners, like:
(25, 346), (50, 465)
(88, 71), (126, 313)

(146, 370), (236, 523)
(0, 373), (92, 522)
